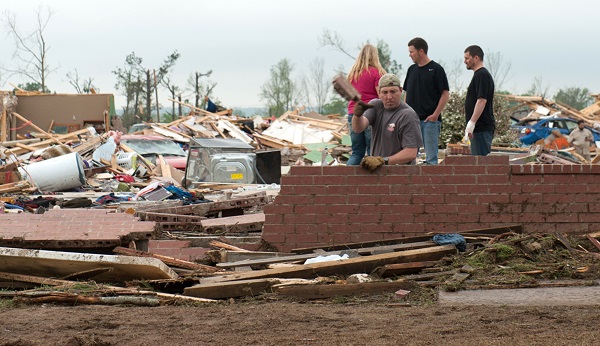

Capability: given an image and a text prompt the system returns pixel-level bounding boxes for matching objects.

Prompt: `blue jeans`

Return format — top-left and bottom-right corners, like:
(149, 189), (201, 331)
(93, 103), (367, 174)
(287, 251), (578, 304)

(347, 114), (371, 165)
(470, 130), (493, 156)
(420, 120), (441, 165)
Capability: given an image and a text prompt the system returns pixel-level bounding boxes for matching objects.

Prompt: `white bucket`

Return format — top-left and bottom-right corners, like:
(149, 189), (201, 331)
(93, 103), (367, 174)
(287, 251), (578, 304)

(19, 152), (86, 192)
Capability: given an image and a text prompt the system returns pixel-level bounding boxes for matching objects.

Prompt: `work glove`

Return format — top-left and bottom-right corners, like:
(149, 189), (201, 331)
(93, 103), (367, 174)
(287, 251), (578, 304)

(353, 101), (374, 117)
(464, 120), (476, 138)
(360, 156), (385, 171)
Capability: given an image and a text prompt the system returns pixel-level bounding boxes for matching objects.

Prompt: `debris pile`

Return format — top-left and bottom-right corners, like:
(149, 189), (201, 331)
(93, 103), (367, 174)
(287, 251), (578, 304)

(2, 225), (599, 305)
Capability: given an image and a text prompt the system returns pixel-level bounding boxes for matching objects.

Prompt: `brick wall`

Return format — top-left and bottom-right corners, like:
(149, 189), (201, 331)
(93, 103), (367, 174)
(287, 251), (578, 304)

(262, 155), (600, 252)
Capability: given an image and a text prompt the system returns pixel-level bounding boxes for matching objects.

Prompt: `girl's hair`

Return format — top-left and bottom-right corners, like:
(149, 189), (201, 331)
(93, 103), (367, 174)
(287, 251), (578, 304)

(347, 44), (386, 82)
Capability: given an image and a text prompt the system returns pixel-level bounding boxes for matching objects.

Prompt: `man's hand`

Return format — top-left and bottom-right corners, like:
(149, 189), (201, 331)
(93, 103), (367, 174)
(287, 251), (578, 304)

(360, 156), (385, 171)
(353, 101), (374, 117)
(465, 120), (476, 138)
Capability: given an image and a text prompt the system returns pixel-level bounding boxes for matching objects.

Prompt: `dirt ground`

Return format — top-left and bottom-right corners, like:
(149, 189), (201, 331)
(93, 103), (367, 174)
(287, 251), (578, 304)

(2, 293), (600, 346)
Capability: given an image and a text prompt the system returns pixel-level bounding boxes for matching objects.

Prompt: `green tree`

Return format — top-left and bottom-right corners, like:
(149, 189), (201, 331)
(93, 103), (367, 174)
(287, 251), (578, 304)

(322, 93), (347, 116)
(554, 87), (592, 110)
(260, 58), (296, 117)
(112, 53), (143, 127)
(17, 82), (49, 93)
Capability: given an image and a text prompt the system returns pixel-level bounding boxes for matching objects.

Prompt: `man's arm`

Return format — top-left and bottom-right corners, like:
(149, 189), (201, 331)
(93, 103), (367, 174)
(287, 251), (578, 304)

(352, 112), (370, 133)
(425, 90), (450, 122)
(466, 97), (487, 138)
(387, 147), (418, 165)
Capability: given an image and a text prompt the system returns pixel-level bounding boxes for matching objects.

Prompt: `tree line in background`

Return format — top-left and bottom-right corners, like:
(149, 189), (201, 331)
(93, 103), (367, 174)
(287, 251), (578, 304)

(0, 7), (596, 141)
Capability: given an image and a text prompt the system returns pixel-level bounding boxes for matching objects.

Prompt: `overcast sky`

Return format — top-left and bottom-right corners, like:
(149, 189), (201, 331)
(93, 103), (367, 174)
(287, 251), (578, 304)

(1, 0), (599, 112)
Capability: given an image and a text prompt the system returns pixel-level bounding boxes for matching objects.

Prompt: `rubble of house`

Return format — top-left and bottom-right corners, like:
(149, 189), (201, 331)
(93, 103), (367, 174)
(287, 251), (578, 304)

(2, 225), (600, 305)
(3, 89), (600, 306)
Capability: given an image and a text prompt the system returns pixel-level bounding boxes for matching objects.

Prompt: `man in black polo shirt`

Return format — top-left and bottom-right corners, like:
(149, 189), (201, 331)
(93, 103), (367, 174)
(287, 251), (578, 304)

(403, 37), (449, 165)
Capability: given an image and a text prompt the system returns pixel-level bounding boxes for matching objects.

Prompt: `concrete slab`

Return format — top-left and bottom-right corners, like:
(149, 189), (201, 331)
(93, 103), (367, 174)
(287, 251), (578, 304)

(438, 284), (600, 306)
(0, 246), (178, 283)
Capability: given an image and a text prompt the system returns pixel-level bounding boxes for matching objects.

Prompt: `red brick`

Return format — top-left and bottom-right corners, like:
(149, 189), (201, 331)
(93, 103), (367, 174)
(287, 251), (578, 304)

(348, 213), (383, 223)
(281, 175), (314, 186)
(290, 166), (322, 175)
(264, 213), (282, 224)
(378, 175), (412, 185)
(263, 224), (294, 234)
(331, 232), (352, 243)
(379, 195), (411, 204)
(326, 185), (356, 194)
(578, 213), (600, 222)
(296, 224), (328, 234)
(422, 185), (457, 194)
(314, 195), (348, 205)
(357, 185), (391, 194)
(348, 195), (379, 204)
(316, 213), (348, 224)
(350, 232), (383, 243)
(412, 194), (445, 204)
(313, 175), (346, 185)
(453, 165), (487, 175)
(421, 165), (453, 175)
(328, 223), (360, 234)
(511, 175), (544, 184)
(327, 204), (360, 214)
(442, 156), (478, 165)
(447, 174), (477, 184)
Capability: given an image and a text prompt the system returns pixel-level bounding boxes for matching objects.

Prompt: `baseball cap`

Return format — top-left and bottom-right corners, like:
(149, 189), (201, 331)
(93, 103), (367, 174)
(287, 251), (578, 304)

(378, 73), (401, 89)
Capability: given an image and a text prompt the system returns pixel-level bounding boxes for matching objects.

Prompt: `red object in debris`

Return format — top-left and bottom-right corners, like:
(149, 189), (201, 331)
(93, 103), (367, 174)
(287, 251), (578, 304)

(114, 174), (135, 183)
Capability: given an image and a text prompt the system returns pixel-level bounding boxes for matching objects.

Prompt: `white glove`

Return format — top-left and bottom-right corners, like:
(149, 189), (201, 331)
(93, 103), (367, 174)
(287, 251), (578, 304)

(465, 120), (476, 137)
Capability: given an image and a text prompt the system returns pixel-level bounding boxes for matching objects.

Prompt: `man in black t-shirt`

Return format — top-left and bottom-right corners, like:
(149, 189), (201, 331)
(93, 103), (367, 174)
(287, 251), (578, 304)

(403, 37), (449, 165)
(464, 45), (495, 156)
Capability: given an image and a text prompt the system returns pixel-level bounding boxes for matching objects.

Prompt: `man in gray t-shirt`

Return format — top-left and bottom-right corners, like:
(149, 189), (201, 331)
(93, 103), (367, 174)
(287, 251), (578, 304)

(352, 73), (423, 170)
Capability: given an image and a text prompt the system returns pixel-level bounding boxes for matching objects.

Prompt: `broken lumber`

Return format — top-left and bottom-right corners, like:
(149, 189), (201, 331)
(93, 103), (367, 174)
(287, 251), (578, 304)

(200, 245), (457, 283)
(372, 261), (439, 278)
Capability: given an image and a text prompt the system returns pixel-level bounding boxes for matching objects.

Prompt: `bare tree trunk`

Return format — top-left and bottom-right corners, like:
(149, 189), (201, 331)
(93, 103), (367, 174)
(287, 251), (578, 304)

(145, 69), (152, 121)
(154, 69), (160, 122)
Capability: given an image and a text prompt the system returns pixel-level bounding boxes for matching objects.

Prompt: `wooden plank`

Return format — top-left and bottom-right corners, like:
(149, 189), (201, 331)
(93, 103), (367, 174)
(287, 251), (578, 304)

(14, 142), (39, 152)
(372, 261), (439, 278)
(112, 246), (219, 272)
(275, 280), (415, 300)
(184, 278), (280, 299)
(290, 225), (523, 254)
(0, 271), (76, 287)
(204, 245), (456, 283)
(12, 112), (62, 145)
(217, 241), (439, 269)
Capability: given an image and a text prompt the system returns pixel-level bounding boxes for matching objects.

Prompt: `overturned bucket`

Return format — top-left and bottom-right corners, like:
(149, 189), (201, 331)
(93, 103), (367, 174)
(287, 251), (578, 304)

(19, 152), (87, 192)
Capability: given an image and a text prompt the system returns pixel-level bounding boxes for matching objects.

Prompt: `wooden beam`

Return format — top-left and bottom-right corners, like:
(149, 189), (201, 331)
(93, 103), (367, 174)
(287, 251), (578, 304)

(372, 261), (439, 278)
(275, 280), (416, 300)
